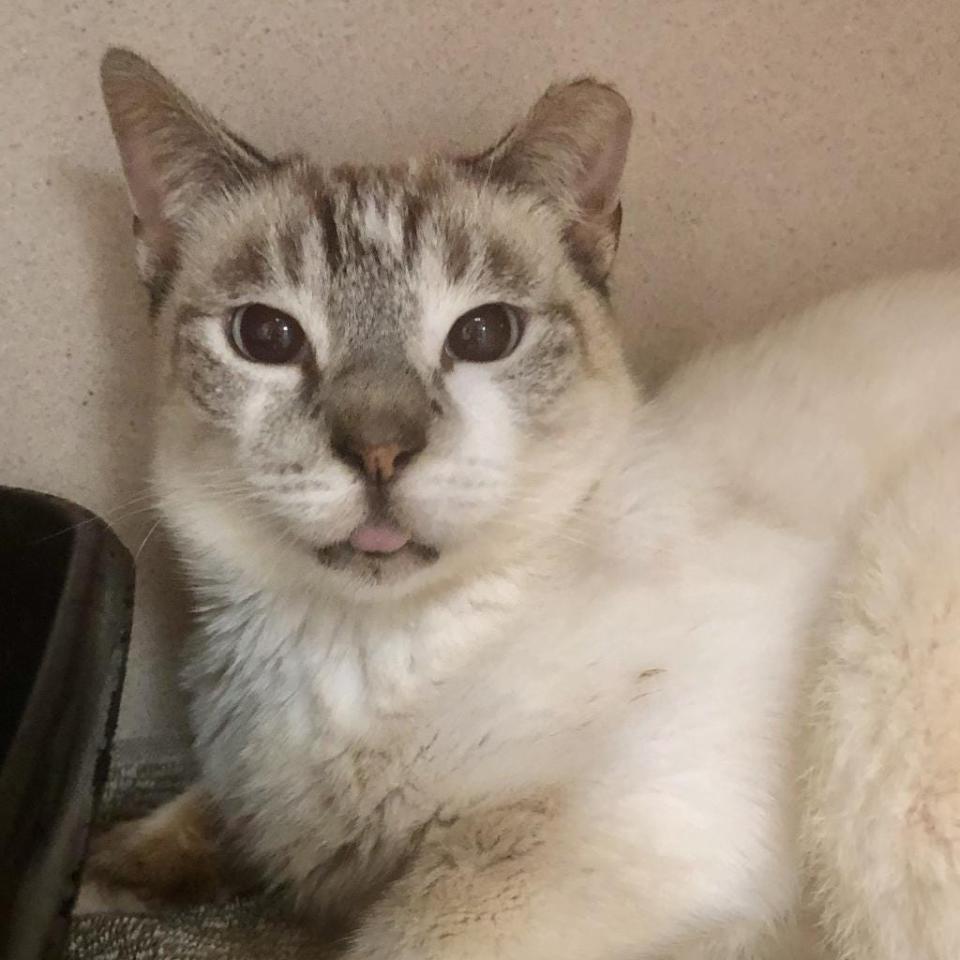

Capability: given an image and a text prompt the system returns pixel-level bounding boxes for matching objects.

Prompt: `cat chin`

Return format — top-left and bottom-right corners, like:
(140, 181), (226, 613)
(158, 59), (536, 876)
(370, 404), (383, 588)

(312, 539), (441, 582)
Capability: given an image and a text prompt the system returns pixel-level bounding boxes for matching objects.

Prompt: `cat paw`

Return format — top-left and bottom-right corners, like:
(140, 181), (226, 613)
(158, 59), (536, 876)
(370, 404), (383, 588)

(74, 789), (231, 913)
(73, 872), (154, 916)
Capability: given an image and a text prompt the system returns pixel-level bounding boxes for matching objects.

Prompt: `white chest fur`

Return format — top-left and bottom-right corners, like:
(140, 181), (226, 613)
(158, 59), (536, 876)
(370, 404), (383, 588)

(182, 569), (554, 901)
(181, 489), (830, 918)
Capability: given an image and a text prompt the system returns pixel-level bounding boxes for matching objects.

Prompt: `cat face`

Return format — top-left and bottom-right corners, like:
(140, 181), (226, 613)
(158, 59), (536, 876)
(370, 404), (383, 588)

(101, 49), (636, 600)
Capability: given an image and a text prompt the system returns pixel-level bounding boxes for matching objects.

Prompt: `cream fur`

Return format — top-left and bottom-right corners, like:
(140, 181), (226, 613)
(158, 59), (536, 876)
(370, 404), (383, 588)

(93, 50), (960, 960)
(802, 426), (960, 960)
(146, 273), (960, 959)
(655, 272), (960, 958)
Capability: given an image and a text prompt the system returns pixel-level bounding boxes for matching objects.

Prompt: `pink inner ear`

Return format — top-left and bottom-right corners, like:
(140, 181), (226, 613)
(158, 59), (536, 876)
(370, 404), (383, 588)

(118, 135), (178, 261)
(576, 128), (631, 218)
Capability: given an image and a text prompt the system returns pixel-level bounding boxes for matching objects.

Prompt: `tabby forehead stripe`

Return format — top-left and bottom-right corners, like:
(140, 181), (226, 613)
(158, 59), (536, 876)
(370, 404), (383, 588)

(442, 217), (471, 285)
(213, 234), (270, 296)
(332, 164), (377, 268)
(335, 164), (363, 208)
(482, 236), (534, 296)
(370, 178), (391, 219)
(315, 192), (342, 275)
(401, 191), (426, 265)
(276, 220), (305, 287)
(339, 205), (372, 267)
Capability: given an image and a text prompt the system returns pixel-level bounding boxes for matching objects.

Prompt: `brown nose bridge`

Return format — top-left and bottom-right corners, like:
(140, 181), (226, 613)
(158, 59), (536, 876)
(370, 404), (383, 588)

(328, 362), (432, 482)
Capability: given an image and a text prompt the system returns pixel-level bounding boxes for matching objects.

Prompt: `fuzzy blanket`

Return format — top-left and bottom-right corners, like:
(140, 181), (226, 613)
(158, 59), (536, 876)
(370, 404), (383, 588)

(66, 739), (319, 960)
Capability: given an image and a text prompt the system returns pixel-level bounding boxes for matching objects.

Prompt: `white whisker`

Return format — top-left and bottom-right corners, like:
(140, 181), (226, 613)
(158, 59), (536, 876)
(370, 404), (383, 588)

(134, 519), (163, 561)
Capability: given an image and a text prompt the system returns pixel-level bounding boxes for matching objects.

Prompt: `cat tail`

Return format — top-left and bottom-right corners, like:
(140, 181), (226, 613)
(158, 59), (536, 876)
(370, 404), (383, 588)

(800, 423), (960, 960)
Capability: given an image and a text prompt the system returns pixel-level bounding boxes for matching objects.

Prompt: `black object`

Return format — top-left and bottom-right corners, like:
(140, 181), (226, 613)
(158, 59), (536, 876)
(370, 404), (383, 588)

(0, 487), (133, 960)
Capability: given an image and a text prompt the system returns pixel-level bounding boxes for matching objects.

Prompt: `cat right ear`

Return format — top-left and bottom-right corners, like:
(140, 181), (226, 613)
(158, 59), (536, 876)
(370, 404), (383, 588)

(100, 48), (270, 289)
(467, 79), (632, 289)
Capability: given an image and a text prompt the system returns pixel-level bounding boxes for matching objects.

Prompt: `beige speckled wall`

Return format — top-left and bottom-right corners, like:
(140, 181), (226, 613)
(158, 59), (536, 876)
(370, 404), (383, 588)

(4, 0), (960, 739)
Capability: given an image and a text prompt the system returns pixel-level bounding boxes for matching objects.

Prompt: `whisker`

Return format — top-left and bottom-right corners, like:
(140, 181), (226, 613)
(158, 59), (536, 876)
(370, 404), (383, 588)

(134, 519), (163, 562)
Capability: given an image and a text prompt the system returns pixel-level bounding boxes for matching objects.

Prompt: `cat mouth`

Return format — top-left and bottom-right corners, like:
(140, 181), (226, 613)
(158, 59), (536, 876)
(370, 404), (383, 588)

(313, 520), (439, 574)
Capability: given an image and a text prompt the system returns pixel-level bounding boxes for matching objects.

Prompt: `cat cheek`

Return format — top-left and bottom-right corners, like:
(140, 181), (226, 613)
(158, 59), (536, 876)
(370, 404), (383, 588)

(396, 478), (508, 547)
(174, 330), (250, 426)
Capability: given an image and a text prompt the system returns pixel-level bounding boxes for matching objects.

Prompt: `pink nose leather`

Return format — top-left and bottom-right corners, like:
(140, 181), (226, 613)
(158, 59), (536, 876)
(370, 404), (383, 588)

(360, 444), (403, 483)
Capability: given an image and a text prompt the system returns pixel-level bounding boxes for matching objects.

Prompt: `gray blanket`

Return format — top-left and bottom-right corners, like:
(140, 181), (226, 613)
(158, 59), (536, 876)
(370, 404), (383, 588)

(66, 739), (319, 960)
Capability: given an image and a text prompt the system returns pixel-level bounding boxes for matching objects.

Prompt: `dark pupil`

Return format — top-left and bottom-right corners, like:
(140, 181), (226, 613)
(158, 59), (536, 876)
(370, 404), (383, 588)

(451, 306), (512, 362)
(240, 305), (303, 363)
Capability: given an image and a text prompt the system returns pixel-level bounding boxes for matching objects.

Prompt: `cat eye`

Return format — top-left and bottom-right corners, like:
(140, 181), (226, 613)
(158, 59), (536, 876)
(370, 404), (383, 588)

(444, 303), (525, 364)
(229, 303), (306, 365)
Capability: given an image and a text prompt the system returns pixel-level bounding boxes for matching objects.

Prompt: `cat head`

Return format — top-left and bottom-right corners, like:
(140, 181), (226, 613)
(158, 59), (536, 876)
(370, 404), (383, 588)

(100, 48), (637, 602)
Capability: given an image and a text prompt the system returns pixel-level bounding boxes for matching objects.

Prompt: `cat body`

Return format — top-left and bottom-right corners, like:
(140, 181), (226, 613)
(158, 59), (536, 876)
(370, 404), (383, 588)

(181, 424), (822, 942)
(89, 49), (960, 960)
(179, 272), (960, 958)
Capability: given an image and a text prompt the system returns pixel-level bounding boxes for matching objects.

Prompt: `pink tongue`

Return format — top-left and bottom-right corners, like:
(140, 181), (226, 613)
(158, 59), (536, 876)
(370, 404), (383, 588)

(349, 523), (411, 555)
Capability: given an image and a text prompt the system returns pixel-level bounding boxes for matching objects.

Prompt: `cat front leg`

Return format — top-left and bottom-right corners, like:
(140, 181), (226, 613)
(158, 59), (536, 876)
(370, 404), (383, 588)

(75, 785), (246, 913)
(343, 794), (708, 960)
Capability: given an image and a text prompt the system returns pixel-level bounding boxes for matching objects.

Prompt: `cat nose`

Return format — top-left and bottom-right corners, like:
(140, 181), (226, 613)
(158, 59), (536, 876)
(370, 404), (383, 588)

(327, 360), (432, 484)
(333, 436), (424, 484)
(360, 444), (411, 483)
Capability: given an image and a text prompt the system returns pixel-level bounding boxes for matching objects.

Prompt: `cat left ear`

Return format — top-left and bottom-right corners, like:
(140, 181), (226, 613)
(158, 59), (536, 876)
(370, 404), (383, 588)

(100, 47), (270, 289)
(469, 79), (632, 288)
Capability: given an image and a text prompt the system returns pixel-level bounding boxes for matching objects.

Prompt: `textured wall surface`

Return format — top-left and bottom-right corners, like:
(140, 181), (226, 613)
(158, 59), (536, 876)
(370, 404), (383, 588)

(3, 0), (960, 738)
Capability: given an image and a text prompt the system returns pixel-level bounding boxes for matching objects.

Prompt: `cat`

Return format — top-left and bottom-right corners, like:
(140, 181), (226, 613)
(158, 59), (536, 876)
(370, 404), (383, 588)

(81, 47), (960, 960)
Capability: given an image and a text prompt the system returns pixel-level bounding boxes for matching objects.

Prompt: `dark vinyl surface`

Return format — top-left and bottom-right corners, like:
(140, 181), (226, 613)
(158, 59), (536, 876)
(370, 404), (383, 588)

(0, 488), (133, 960)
